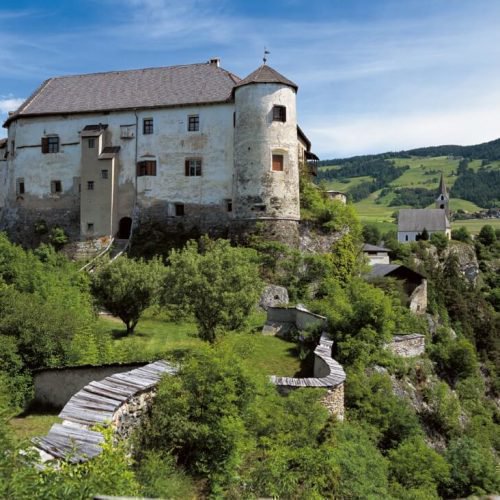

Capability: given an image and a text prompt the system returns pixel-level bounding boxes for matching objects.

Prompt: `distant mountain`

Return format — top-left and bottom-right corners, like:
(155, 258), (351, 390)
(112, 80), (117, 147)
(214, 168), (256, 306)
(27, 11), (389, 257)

(317, 137), (500, 210)
(319, 137), (500, 166)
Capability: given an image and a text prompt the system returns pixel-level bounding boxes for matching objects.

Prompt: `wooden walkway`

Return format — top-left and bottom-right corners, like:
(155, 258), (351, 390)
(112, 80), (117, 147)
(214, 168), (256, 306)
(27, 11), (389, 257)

(33, 360), (176, 463)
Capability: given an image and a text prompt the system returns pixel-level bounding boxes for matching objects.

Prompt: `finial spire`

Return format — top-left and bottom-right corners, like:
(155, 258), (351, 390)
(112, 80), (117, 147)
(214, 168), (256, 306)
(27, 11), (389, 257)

(263, 47), (270, 64)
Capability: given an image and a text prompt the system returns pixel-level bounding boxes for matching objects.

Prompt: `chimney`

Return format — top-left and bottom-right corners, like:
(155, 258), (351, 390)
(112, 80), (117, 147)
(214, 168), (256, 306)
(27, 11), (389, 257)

(209, 58), (220, 67)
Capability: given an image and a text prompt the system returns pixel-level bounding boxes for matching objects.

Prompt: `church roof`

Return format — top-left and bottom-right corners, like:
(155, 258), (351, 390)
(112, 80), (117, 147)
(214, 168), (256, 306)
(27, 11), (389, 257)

(234, 64), (298, 91)
(4, 62), (241, 126)
(398, 209), (450, 232)
(438, 173), (448, 197)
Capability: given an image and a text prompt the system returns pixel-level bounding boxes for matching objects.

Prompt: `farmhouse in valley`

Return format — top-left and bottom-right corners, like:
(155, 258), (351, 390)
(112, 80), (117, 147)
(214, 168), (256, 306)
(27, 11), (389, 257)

(0, 59), (318, 247)
(397, 174), (451, 243)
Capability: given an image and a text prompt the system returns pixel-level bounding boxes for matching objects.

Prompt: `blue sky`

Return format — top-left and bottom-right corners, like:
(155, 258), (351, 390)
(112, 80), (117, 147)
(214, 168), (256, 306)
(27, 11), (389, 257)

(2, 0), (500, 158)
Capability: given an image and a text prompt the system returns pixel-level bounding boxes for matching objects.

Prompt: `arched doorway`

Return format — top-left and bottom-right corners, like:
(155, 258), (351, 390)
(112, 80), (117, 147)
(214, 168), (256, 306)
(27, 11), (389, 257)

(117, 217), (132, 239)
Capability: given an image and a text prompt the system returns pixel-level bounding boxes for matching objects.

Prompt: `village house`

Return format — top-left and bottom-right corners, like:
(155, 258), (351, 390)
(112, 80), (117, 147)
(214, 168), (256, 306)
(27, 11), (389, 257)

(0, 59), (318, 247)
(397, 174), (451, 243)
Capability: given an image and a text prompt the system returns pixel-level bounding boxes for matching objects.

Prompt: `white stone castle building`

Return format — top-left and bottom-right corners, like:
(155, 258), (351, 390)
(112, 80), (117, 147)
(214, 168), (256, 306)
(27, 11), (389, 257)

(0, 59), (317, 246)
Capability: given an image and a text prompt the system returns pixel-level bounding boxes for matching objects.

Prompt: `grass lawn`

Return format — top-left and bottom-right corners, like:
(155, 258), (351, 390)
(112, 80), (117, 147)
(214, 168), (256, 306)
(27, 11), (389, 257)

(391, 156), (458, 189)
(98, 309), (302, 377)
(320, 175), (374, 192)
(452, 218), (500, 234)
(9, 411), (61, 440)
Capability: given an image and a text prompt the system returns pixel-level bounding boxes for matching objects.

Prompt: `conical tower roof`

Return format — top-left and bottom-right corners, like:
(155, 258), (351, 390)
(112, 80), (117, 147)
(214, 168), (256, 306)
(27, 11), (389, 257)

(234, 64), (298, 92)
(438, 172), (448, 197)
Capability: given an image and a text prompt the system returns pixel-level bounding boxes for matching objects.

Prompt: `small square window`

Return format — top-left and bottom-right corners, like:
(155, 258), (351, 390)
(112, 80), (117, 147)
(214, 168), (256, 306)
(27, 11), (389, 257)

(272, 105), (286, 122)
(272, 154), (284, 172)
(226, 200), (233, 212)
(188, 115), (199, 132)
(87, 223), (94, 232)
(87, 181), (94, 190)
(143, 118), (153, 135)
(185, 158), (202, 176)
(51, 180), (62, 193)
(88, 138), (95, 148)
(101, 169), (108, 179)
(175, 203), (185, 216)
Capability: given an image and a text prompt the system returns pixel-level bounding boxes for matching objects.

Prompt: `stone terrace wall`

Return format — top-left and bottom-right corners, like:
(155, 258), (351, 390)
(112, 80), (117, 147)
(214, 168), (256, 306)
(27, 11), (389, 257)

(33, 360), (176, 463)
(265, 305), (327, 333)
(386, 334), (426, 357)
(270, 333), (346, 420)
(33, 362), (148, 409)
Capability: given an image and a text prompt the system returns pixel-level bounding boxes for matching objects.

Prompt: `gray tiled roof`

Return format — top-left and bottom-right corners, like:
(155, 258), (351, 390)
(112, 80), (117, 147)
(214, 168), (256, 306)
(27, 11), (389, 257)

(5, 62), (241, 125)
(363, 243), (389, 253)
(398, 209), (450, 232)
(234, 64), (298, 91)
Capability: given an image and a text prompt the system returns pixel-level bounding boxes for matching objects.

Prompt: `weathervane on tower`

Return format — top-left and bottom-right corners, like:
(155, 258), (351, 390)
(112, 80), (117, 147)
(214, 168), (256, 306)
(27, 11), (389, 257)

(263, 47), (270, 64)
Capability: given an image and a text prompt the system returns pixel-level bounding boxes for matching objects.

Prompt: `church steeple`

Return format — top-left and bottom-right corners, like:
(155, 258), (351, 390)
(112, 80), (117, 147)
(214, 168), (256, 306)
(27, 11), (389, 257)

(435, 172), (449, 217)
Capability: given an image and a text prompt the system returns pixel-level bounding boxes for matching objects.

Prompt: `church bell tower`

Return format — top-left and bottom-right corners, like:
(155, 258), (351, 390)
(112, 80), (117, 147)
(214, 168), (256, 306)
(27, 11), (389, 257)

(435, 173), (449, 218)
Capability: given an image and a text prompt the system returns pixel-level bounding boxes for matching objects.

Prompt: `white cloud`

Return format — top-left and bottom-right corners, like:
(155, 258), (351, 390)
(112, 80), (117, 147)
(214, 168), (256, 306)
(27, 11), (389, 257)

(308, 104), (500, 159)
(0, 96), (24, 115)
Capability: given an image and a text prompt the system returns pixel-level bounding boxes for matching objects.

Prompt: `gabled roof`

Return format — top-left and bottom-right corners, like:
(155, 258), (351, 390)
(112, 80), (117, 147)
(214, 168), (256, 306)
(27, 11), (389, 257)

(4, 62), (241, 126)
(363, 243), (389, 253)
(234, 64), (298, 91)
(398, 209), (450, 232)
(367, 264), (426, 281)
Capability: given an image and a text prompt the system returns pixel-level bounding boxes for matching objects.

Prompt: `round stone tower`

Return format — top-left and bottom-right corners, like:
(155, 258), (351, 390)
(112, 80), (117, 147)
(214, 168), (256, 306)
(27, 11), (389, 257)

(232, 64), (300, 245)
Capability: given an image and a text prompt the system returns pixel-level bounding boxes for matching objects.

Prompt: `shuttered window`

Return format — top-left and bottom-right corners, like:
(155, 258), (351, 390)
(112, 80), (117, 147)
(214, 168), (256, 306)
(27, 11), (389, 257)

(42, 136), (59, 153)
(272, 154), (284, 172)
(137, 160), (157, 176)
(185, 158), (202, 176)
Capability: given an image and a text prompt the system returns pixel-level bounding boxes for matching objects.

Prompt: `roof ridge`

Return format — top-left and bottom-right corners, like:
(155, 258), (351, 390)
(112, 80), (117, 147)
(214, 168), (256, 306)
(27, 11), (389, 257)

(43, 62), (233, 81)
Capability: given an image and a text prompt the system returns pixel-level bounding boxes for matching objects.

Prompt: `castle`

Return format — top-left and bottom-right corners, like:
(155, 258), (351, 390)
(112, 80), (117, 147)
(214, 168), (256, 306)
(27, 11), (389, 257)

(0, 59), (317, 247)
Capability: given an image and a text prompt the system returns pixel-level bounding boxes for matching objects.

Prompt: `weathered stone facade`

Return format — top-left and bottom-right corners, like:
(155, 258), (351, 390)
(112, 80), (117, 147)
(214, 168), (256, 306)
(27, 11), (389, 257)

(2, 62), (314, 249)
(386, 334), (426, 357)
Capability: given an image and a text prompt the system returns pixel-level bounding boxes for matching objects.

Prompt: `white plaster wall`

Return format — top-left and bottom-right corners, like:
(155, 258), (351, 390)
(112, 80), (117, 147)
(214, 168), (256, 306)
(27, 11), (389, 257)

(398, 230), (450, 243)
(5, 103), (235, 212)
(233, 83), (300, 220)
(366, 254), (390, 265)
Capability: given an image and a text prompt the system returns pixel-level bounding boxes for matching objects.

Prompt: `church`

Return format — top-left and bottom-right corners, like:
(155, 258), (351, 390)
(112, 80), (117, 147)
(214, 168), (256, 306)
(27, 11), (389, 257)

(0, 59), (317, 247)
(397, 174), (451, 243)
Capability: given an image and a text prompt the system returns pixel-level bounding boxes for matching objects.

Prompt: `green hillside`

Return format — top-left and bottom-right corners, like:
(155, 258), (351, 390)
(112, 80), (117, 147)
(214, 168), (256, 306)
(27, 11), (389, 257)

(317, 137), (500, 234)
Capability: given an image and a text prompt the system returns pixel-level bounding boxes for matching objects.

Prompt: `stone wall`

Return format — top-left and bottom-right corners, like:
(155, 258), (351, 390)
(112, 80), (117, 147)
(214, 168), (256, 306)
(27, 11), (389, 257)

(32, 362), (147, 409)
(265, 305), (327, 334)
(33, 360), (175, 463)
(386, 334), (426, 357)
(270, 332), (346, 420)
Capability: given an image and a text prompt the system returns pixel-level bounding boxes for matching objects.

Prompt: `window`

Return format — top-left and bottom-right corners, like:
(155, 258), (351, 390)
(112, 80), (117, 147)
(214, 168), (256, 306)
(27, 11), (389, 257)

(175, 203), (185, 216)
(253, 204), (266, 212)
(137, 160), (157, 176)
(405, 235), (409, 241)
(143, 118), (153, 134)
(272, 105), (286, 122)
(272, 154), (284, 172)
(50, 180), (62, 193)
(87, 223), (94, 232)
(233, 112), (236, 128)
(16, 178), (24, 195)
(42, 136), (60, 154)
(101, 169), (108, 179)
(88, 138), (95, 148)
(226, 200), (233, 212)
(185, 158), (202, 176)
(87, 181), (94, 190)
(10, 141), (15, 157)
(188, 115), (199, 132)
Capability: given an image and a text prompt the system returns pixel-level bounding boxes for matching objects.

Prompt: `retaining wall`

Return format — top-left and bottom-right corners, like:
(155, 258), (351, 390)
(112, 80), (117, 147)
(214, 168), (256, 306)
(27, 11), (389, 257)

(386, 334), (426, 357)
(33, 362), (148, 409)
